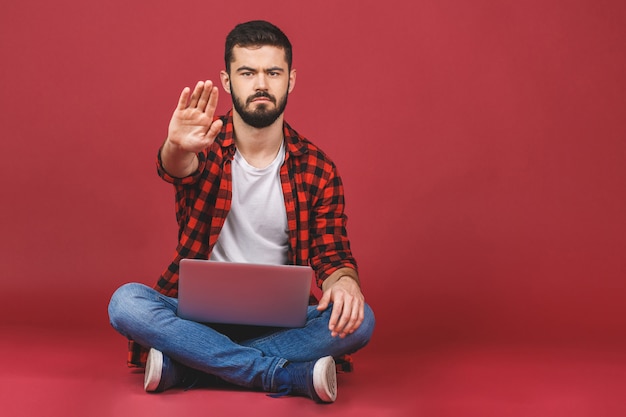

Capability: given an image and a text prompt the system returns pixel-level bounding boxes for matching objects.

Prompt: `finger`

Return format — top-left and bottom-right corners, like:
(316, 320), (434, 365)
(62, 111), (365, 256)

(205, 85), (220, 116)
(197, 80), (214, 112)
(328, 297), (344, 337)
(317, 289), (331, 311)
(333, 296), (354, 337)
(176, 87), (191, 110)
(188, 81), (205, 108)
(205, 119), (223, 143)
(355, 302), (365, 331)
(345, 300), (365, 336)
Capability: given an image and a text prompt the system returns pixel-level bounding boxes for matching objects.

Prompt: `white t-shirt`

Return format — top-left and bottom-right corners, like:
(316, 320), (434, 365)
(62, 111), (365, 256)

(210, 142), (288, 264)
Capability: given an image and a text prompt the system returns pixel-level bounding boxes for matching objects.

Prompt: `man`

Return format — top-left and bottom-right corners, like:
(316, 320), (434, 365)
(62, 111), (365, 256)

(108, 20), (374, 403)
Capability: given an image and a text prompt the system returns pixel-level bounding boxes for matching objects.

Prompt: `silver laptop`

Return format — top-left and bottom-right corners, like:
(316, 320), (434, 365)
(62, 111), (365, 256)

(177, 259), (312, 327)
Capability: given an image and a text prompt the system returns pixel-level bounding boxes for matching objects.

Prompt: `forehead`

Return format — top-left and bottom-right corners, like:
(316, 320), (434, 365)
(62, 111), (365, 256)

(230, 45), (289, 69)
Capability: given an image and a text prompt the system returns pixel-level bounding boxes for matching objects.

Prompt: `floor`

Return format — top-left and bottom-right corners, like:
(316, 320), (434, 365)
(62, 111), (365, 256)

(2, 320), (626, 417)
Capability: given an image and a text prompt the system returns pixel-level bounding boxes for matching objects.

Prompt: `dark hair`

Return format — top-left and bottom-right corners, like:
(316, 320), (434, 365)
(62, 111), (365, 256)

(224, 20), (292, 73)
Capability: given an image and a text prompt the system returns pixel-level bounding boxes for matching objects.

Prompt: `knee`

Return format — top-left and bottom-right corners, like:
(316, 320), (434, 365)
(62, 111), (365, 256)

(107, 282), (149, 331)
(338, 302), (375, 354)
(357, 302), (376, 343)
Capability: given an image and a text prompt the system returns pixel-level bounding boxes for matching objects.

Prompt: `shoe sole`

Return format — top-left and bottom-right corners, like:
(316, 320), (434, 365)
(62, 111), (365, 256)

(312, 356), (337, 403)
(144, 348), (163, 392)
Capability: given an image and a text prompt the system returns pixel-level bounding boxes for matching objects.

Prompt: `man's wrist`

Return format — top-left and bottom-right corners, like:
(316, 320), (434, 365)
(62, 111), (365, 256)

(322, 268), (360, 291)
(160, 139), (198, 178)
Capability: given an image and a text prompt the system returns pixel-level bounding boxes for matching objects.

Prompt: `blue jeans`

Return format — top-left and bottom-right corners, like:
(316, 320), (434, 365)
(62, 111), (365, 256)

(108, 283), (375, 392)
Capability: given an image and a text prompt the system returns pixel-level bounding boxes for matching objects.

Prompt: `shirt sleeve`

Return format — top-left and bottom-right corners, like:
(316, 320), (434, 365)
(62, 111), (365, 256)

(156, 146), (207, 185)
(308, 162), (358, 288)
(155, 147), (212, 235)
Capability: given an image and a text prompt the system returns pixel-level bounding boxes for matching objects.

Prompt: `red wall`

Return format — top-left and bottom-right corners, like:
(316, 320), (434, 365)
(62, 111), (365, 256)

(2, 0), (625, 350)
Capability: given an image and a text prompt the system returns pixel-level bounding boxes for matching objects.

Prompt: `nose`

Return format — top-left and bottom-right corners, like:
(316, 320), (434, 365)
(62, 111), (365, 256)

(254, 73), (268, 91)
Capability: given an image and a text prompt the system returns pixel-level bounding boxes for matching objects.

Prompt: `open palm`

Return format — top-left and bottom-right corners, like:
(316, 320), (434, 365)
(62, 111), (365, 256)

(167, 80), (223, 153)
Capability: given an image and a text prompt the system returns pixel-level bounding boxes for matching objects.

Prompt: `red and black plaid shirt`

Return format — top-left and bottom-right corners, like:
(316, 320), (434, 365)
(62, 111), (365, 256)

(127, 111), (357, 371)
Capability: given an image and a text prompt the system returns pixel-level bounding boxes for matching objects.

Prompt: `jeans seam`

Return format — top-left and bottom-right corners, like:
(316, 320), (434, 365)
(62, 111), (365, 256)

(269, 358), (289, 392)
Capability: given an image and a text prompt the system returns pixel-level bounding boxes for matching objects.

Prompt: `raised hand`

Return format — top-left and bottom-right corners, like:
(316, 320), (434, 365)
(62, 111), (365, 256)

(161, 81), (224, 177)
(167, 80), (223, 153)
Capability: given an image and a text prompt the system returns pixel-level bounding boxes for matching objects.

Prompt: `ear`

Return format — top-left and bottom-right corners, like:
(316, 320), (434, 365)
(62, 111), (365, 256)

(288, 69), (296, 93)
(220, 70), (231, 94)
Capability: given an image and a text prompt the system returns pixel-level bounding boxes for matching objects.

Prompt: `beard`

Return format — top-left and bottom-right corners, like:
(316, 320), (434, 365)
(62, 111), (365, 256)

(231, 84), (289, 129)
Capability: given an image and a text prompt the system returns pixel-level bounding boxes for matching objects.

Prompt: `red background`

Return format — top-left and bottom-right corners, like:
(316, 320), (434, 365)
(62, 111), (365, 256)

(2, 0), (626, 355)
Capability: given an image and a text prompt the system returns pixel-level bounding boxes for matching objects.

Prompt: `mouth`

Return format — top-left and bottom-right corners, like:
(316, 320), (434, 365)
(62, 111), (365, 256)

(248, 93), (275, 104)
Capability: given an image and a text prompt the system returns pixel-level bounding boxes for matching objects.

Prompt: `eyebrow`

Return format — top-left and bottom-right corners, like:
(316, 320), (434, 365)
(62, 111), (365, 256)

(235, 66), (286, 73)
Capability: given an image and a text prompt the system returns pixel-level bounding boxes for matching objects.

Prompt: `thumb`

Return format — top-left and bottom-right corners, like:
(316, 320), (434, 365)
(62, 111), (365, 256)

(317, 289), (332, 311)
(206, 119), (223, 141)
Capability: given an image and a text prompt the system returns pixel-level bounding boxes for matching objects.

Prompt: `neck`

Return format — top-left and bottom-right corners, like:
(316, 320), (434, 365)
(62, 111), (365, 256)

(232, 111), (285, 168)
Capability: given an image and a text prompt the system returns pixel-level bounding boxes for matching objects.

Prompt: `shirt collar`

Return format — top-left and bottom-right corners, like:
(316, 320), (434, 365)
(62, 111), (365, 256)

(218, 110), (309, 159)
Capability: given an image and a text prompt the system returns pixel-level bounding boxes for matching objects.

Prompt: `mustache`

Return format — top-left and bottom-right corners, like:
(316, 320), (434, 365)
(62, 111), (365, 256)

(246, 91), (276, 104)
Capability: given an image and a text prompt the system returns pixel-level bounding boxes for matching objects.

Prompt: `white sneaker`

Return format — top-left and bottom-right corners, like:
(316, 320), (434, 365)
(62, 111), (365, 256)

(312, 356), (337, 403)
